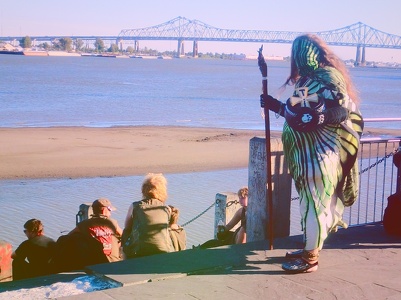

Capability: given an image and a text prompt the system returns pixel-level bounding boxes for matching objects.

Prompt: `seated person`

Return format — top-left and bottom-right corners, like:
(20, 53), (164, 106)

(12, 219), (56, 280)
(199, 187), (248, 249)
(219, 187), (248, 244)
(69, 198), (123, 263)
(123, 173), (177, 258)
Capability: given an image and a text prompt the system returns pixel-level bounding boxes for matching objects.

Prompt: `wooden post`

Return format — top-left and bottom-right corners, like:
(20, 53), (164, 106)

(247, 137), (292, 242)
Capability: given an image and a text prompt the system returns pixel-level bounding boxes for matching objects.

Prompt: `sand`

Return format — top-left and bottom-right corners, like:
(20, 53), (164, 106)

(0, 126), (399, 180)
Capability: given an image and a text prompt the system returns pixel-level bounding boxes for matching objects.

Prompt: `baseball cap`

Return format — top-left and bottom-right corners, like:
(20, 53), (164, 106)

(92, 198), (116, 211)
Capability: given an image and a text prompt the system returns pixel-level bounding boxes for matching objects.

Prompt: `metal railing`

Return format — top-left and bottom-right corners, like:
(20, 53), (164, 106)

(288, 134), (401, 235)
(185, 119), (401, 235)
(345, 136), (400, 226)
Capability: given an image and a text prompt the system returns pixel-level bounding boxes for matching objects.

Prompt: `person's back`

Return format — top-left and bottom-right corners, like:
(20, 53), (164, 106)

(51, 231), (108, 273)
(76, 215), (121, 262)
(69, 198), (122, 263)
(129, 198), (175, 257)
(22, 235), (55, 268)
(12, 219), (56, 280)
(123, 173), (176, 258)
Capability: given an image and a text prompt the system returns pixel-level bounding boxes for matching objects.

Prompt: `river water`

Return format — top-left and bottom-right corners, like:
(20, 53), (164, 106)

(0, 55), (400, 251)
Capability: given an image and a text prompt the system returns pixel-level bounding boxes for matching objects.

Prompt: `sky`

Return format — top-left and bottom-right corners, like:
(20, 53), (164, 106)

(1, 0), (401, 62)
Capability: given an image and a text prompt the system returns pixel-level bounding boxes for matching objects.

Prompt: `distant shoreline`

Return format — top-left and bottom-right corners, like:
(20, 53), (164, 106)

(1, 50), (400, 67)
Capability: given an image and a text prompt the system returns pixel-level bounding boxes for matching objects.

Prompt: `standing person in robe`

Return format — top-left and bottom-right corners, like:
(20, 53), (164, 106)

(260, 34), (364, 273)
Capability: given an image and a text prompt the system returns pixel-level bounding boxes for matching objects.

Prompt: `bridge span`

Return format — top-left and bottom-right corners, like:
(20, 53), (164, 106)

(117, 17), (401, 64)
(1, 16), (401, 64)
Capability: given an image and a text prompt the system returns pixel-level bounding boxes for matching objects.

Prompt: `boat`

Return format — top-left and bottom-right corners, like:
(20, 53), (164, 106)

(81, 53), (116, 58)
(0, 43), (23, 55)
(130, 55), (158, 59)
(157, 55), (173, 59)
(0, 50), (23, 55)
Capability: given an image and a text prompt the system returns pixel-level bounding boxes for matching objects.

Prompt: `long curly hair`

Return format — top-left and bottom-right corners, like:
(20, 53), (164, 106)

(141, 173), (168, 202)
(284, 34), (360, 104)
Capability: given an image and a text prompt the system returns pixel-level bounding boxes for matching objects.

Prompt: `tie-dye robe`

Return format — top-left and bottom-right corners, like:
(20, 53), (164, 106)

(282, 66), (364, 250)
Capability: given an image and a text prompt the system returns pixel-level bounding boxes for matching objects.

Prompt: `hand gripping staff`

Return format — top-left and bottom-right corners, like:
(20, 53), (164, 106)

(258, 45), (274, 250)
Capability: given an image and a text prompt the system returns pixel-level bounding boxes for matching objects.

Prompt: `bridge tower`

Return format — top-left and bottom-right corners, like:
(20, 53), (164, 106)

(192, 41), (198, 58)
(118, 38), (123, 53)
(355, 45), (361, 66)
(134, 40), (139, 53)
(361, 46), (366, 66)
(177, 39), (185, 57)
(355, 45), (366, 66)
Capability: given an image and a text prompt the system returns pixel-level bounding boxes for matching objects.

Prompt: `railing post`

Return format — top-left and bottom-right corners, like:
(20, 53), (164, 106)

(395, 143), (401, 194)
(76, 203), (93, 225)
(214, 192), (241, 239)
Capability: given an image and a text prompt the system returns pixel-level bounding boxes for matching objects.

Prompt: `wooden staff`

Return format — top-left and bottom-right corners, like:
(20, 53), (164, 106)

(258, 45), (274, 250)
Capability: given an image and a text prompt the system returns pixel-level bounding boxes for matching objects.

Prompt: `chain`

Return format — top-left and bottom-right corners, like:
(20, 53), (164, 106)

(182, 148), (400, 221)
(359, 148), (398, 174)
(181, 199), (240, 227)
(181, 201), (215, 227)
(226, 200), (240, 207)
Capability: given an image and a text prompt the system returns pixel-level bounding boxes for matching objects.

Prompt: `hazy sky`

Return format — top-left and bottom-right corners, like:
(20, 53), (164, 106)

(1, 0), (401, 62)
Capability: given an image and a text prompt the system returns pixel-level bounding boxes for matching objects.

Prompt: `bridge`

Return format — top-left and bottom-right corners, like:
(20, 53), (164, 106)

(117, 16), (401, 64)
(2, 16), (401, 64)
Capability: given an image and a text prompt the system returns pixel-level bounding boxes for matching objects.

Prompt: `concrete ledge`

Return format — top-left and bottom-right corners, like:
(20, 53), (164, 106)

(2, 223), (401, 299)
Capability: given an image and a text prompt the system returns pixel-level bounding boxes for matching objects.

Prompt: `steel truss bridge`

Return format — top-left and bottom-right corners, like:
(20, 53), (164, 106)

(2, 16), (401, 64)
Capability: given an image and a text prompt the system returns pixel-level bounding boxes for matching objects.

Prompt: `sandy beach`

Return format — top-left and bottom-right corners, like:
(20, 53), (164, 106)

(0, 126), (270, 180)
(0, 126), (399, 180)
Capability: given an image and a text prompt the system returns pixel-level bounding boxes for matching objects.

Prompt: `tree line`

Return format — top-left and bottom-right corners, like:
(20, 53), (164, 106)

(18, 36), (249, 59)
(19, 36), (126, 54)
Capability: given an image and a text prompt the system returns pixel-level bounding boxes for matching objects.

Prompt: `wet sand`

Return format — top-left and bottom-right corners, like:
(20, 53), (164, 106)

(0, 126), (399, 180)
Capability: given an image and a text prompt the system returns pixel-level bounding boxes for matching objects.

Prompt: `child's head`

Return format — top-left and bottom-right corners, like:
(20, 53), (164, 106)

(237, 187), (248, 207)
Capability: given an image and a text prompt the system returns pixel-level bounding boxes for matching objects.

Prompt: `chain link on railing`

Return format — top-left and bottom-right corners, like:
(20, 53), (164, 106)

(181, 202), (215, 227)
(359, 148), (398, 174)
(182, 147), (400, 224)
(181, 199), (239, 227)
